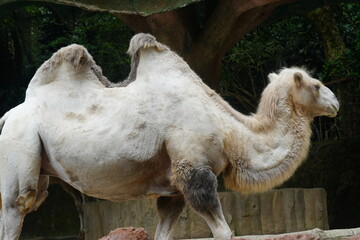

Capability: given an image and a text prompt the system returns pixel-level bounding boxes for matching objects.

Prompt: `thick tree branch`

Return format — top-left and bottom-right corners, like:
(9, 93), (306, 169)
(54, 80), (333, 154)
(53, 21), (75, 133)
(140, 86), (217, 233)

(115, 8), (195, 56)
(185, 0), (297, 90)
(146, 10), (191, 55)
(1, 0), (203, 16)
(193, 0), (239, 59)
(231, 0), (295, 12)
(113, 13), (150, 33)
(221, 1), (294, 55)
(193, 0), (297, 60)
(306, 6), (346, 61)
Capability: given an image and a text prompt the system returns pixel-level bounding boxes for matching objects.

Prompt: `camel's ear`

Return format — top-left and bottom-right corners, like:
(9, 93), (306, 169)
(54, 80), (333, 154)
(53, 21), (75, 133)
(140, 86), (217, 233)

(293, 72), (303, 88)
(268, 73), (278, 83)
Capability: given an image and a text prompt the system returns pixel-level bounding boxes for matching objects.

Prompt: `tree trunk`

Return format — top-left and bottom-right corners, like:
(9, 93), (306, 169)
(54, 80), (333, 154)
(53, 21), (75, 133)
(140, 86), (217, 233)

(0, 29), (15, 86)
(8, 8), (34, 84)
(306, 6), (346, 61)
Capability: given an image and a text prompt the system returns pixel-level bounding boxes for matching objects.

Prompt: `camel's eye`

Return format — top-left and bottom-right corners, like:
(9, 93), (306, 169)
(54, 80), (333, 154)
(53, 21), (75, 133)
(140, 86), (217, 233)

(314, 85), (320, 91)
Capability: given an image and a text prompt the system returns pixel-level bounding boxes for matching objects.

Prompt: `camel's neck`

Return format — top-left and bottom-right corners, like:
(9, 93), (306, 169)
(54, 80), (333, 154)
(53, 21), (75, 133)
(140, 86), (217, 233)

(223, 92), (312, 194)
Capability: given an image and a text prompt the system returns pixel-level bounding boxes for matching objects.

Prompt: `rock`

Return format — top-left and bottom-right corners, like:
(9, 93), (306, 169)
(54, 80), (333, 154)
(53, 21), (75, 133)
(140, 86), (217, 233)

(99, 227), (149, 240)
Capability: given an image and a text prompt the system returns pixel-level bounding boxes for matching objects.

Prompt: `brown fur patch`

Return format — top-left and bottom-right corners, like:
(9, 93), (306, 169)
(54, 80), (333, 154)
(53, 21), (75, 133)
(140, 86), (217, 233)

(64, 112), (86, 122)
(66, 170), (79, 182)
(87, 104), (102, 114)
(136, 122), (146, 130)
(68, 92), (80, 98)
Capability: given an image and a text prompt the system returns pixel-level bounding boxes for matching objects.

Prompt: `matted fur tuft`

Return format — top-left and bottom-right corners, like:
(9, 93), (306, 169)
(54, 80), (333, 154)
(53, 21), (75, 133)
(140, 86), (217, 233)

(127, 33), (168, 56)
(42, 44), (94, 71)
(36, 44), (112, 87)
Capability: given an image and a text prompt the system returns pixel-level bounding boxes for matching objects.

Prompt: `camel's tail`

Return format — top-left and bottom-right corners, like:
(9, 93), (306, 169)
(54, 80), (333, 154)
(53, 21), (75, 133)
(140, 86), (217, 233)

(0, 111), (9, 134)
(0, 111), (8, 204)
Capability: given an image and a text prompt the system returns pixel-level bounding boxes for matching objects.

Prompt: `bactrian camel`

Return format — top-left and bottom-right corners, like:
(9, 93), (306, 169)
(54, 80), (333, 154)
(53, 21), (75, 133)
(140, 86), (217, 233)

(0, 33), (339, 240)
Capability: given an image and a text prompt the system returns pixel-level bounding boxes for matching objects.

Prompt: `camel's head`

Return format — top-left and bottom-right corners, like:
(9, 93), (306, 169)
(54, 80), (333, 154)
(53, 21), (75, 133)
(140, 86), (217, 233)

(269, 68), (339, 118)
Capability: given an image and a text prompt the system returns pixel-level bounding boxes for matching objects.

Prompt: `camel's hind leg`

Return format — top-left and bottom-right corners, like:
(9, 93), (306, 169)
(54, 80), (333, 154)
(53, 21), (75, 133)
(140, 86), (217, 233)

(0, 141), (42, 240)
(154, 195), (185, 240)
(175, 166), (233, 240)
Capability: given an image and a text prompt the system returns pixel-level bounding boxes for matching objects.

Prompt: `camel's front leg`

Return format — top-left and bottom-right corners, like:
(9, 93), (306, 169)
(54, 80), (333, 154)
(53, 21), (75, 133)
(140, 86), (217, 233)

(0, 141), (42, 240)
(175, 166), (233, 240)
(0, 189), (37, 240)
(154, 195), (185, 240)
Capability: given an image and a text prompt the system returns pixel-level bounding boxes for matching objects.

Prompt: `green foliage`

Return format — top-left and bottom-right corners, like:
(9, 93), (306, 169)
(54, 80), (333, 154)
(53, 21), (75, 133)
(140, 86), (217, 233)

(0, 5), (134, 115)
(33, 8), (134, 81)
(221, 3), (360, 121)
(323, 48), (360, 80)
(323, 3), (360, 81)
(71, 13), (133, 81)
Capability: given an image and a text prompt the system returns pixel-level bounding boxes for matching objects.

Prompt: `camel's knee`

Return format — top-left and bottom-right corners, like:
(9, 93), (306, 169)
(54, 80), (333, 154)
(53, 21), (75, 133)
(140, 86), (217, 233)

(182, 167), (220, 213)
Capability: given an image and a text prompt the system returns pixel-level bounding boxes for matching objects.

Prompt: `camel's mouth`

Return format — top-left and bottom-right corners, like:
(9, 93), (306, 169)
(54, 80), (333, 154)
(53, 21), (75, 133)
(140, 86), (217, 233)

(326, 111), (337, 118)
(325, 103), (339, 118)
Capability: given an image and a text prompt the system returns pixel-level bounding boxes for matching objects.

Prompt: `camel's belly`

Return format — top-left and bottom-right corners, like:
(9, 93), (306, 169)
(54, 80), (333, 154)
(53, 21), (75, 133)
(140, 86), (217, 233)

(39, 115), (173, 200)
(43, 149), (175, 200)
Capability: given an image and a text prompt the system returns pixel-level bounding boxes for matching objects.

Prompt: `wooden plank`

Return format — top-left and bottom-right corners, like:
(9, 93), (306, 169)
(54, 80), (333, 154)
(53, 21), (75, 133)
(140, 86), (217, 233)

(235, 193), (252, 235)
(294, 188), (305, 231)
(281, 188), (297, 233)
(272, 190), (285, 233)
(220, 193), (236, 232)
(173, 207), (191, 239)
(313, 188), (329, 230)
(84, 188), (329, 239)
(249, 194), (262, 235)
(259, 191), (275, 234)
(304, 189), (316, 230)
(320, 189), (329, 230)
(189, 206), (211, 238)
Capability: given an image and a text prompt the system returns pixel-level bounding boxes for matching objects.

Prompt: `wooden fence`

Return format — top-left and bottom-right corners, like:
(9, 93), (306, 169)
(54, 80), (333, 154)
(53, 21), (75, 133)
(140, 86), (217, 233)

(83, 188), (328, 239)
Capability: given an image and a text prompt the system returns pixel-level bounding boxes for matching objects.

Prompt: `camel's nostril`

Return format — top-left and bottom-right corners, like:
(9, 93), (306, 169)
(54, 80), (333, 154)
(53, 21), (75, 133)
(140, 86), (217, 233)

(332, 103), (339, 112)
